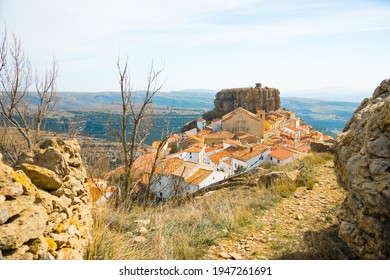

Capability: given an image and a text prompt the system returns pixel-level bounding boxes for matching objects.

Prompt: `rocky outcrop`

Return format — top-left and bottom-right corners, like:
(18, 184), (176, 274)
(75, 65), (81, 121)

(311, 141), (335, 154)
(203, 83), (280, 121)
(334, 78), (390, 259)
(0, 138), (92, 260)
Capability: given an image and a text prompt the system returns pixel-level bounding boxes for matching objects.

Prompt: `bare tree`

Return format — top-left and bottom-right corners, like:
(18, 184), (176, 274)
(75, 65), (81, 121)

(33, 59), (58, 144)
(116, 57), (166, 207)
(0, 29), (6, 74)
(0, 30), (58, 151)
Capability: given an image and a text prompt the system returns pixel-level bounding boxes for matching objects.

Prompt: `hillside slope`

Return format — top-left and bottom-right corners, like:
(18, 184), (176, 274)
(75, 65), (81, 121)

(206, 158), (355, 260)
(87, 153), (355, 260)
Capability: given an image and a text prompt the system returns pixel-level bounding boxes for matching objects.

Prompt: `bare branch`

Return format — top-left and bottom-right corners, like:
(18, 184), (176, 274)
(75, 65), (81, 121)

(0, 29), (59, 151)
(34, 58), (58, 143)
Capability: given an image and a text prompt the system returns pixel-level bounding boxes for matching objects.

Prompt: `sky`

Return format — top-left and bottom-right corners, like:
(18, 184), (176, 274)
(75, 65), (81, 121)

(0, 0), (389, 94)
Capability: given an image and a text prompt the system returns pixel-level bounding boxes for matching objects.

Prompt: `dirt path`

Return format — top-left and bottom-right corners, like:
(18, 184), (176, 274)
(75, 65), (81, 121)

(206, 160), (353, 260)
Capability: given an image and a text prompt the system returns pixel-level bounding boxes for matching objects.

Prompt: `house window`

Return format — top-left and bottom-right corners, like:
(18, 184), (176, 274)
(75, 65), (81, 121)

(159, 181), (161, 185)
(159, 192), (163, 197)
(260, 155), (263, 160)
(270, 157), (273, 161)
(278, 160), (280, 163)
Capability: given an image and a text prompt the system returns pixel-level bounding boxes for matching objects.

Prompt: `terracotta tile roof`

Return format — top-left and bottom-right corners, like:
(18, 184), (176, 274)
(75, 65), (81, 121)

(155, 157), (184, 176)
(285, 126), (300, 131)
(152, 141), (162, 149)
(172, 161), (199, 178)
(133, 153), (160, 174)
(186, 135), (205, 142)
(232, 144), (268, 162)
(224, 138), (246, 147)
(222, 107), (260, 122)
(209, 146), (239, 164)
(224, 158), (233, 165)
(205, 143), (223, 153)
(167, 134), (180, 143)
(184, 142), (206, 153)
(185, 169), (213, 186)
(269, 148), (297, 161)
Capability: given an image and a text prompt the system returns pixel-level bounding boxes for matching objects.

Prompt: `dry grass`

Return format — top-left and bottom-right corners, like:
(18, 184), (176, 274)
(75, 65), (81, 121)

(86, 184), (288, 260)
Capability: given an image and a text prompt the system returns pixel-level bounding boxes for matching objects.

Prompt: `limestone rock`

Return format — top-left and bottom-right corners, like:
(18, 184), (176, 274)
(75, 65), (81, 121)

(0, 195), (35, 225)
(219, 252), (231, 259)
(56, 248), (83, 260)
(0, 182), (24, 197)
(32, 147), (70, 178)
(335, 78), (390, 259)
(257, 171), (299, 189)
(136, 227), (148, 235)
(3, 245), (34, 260)
(20, 163), (63, 190)
(215, 83), (280, 113)
(133, 236), (146, 243)
(0, 205), (48, 250)
(202, 83), (280, 122)
(311, 141), (335, 153)
(229, 252), (243, 260)
(135, 219), (151, 226)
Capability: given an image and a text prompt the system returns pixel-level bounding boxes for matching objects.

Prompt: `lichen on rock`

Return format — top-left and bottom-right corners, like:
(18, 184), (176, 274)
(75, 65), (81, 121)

(0, 137), (92, 260)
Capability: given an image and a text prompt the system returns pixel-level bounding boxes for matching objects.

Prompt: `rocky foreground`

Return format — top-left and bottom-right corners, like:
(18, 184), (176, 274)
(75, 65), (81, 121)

(0, 139), (92, 260)
(206, 159), (355, 260)
(335, 78), (390, 259)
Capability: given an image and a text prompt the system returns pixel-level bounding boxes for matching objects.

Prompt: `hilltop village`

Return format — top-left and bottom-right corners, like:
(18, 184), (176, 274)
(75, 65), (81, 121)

(88, 84), (333, 203)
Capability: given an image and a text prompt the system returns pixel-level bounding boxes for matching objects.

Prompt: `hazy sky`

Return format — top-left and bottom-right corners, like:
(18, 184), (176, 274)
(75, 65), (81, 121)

(1, 0), (389, 93)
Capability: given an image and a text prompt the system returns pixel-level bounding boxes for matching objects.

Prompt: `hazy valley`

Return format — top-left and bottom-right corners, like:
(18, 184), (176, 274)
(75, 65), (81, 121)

(37, 90), (360, 144)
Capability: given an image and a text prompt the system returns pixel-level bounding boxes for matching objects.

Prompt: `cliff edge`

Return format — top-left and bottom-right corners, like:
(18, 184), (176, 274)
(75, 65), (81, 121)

(202, 83), (281, 121)
(335, 78), (390, 259)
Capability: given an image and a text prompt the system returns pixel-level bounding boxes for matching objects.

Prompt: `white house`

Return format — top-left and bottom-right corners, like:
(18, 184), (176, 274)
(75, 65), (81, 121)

(167, 143), (206, 164)
(151, 141), (169, 154)
(281, 126), (301, 141)
(207, 119), (222, 132)
(150, 157), (222, 199)
(204, 144), (224, 164)
(184, 169), (225, 193)
(184, 127), (198, 136)
(197, 118), (207, 131)
(268, 148), (300, 165)
(232, 144), (271, 174)
(208, 146), (241, 173)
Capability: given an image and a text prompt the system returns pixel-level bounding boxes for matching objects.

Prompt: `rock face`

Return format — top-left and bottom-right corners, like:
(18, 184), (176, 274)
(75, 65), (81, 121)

(0, 138), (92, 260)
(203, 83), (280, 121)
(334, 78), (390, 259)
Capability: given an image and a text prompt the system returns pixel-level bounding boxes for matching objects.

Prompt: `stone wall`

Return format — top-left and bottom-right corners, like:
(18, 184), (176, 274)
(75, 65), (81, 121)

(334, 78), (390, 259)
(0, 138), (92, 260)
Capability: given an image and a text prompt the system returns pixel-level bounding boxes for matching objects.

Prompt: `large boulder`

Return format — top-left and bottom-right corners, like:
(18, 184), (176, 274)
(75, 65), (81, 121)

(334, 78), (390, 259)
(214, 83), (281, 114)
(0, 206), (48, 250)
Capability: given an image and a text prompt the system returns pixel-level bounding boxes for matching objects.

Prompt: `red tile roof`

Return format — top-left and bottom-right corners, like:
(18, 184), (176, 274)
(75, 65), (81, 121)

(269, 148), (297, 161)
(232, 144), (268, 161)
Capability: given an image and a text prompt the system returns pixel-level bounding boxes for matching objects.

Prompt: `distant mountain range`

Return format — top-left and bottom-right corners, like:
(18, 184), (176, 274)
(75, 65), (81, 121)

(30, 89), (361, 143)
